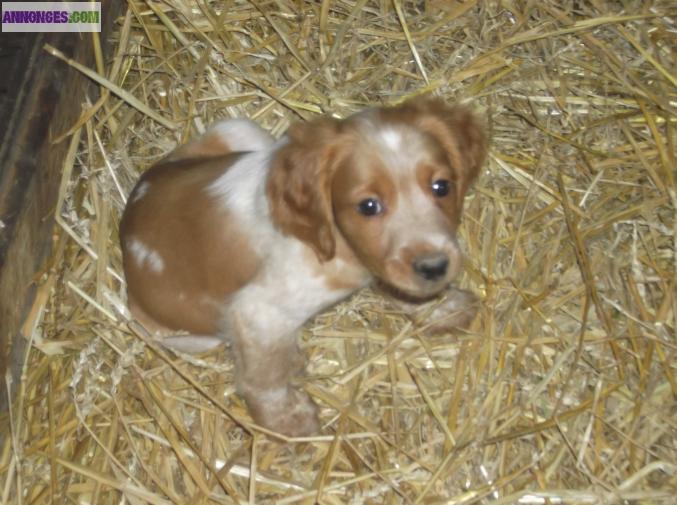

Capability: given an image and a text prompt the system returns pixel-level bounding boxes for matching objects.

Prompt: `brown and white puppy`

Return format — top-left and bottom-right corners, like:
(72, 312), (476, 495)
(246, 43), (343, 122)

(120, 98), (487, 436)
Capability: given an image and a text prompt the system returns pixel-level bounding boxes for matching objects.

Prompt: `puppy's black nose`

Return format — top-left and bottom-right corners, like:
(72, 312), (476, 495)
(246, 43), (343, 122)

(413, 253), (449, 281)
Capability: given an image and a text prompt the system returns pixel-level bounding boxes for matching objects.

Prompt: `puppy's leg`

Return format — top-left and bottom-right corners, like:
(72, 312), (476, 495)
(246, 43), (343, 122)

(231, 329), (319, 437)
(386, 287), (479, 334)
(223, 263), (355, 436)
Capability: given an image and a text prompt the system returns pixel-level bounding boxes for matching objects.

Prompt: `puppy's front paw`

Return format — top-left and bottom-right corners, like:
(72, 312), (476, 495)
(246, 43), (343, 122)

(417, 289), (479, 333)
(248, 387), (320, 437)
(278, 388), (321, 437)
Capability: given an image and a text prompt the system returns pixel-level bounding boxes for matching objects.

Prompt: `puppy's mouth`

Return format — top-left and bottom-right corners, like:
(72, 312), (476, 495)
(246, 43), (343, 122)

(376, 276), (448, 303)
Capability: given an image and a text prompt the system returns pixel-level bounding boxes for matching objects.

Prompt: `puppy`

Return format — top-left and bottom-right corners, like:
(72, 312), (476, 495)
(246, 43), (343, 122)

(120, 98), (486, 436)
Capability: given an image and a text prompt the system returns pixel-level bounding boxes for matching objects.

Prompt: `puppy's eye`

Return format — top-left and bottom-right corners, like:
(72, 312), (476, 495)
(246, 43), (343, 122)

(357, 198), (383, 216)
(431, 179), (452, 197)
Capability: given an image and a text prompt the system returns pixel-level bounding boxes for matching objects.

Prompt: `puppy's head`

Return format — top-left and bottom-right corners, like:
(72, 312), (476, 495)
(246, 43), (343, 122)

(267, 98), (486, 298)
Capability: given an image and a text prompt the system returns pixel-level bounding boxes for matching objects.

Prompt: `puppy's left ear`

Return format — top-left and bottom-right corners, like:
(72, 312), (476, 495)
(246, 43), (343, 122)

(413, 98), (487, 207)
(267, 117), (347, 262)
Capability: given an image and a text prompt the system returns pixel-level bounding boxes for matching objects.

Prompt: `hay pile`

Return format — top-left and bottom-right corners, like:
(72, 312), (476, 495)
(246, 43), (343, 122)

(1, 0), (675, 503)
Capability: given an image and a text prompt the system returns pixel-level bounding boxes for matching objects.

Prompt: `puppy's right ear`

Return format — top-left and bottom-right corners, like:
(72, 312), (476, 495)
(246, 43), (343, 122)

(266, 117), (347, 262)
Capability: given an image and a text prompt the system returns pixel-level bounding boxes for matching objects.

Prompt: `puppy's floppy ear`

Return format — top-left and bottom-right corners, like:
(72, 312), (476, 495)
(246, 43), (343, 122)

(410, 98), (487, 208)
(267, 117), (346, 262)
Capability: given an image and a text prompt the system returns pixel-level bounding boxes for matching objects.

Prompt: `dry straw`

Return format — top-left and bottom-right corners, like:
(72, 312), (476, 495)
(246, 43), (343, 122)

(1, 0), (675, 503)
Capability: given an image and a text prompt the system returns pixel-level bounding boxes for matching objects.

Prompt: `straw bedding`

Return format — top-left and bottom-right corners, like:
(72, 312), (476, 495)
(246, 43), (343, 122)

(1, 0), (675, 503)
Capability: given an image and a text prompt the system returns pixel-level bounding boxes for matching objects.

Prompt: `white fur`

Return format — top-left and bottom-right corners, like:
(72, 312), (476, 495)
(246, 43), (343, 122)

(131, 181), (150, 203)
(226, 237), (366, 345)
(367, 122), (431, 175)
(207, 149), (272, 214)
(393, 183), (457, 251)
(127, 237), (165, 273)
(206, 141), (288, 252)
(162, 335), (225, 353)
(259, 386), (289, 404)
(380, 128), (402, 151)
(208, 119), (275, 152)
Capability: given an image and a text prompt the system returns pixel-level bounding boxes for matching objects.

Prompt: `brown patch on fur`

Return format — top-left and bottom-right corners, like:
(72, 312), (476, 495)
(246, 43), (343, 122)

(120, 154), (260, 335)
(266, 118), (352, 262)
(127, 297), (177, 336)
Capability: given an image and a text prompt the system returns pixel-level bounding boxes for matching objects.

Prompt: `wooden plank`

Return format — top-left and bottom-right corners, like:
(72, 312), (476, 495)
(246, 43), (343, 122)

(0, 0), (123, 412)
